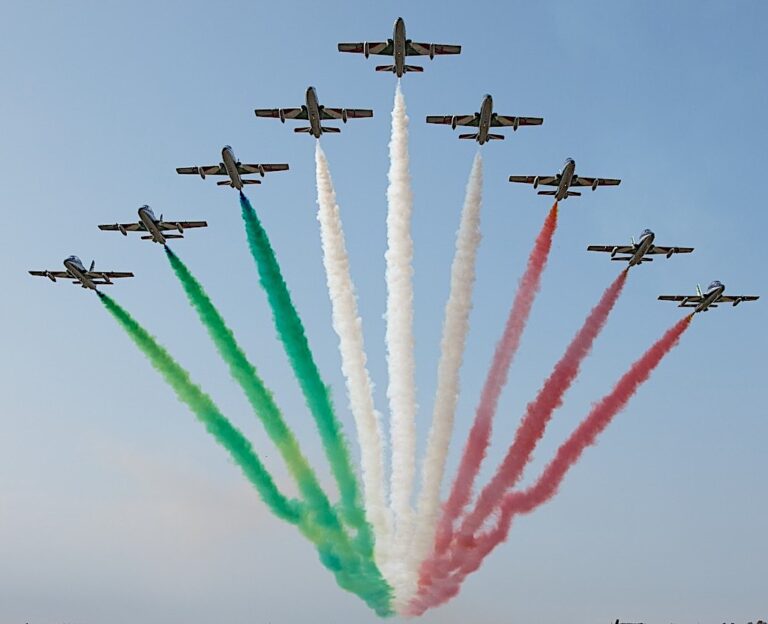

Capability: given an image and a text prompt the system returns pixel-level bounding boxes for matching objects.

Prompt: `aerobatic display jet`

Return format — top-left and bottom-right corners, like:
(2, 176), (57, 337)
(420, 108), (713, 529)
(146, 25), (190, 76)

(426, 94), (543, 145)
(29, 256), (134, 290)
(337, 16), (461, 78)
(176, 145), (289, 191)
(658, 281), (759, 313)
(98, 205), (207, 245)
(509, 158), (621, 201)
(587, 229), (694, 267)
(255, 86), (373, 139)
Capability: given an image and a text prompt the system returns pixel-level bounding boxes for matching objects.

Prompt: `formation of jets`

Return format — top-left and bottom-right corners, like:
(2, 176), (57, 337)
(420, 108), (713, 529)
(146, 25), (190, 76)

(27, 16), (759, 313)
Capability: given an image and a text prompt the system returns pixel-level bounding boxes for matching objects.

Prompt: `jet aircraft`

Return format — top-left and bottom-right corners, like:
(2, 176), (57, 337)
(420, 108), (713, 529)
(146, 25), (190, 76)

(255, 86), (373, 139)
(426, 94), (543, 145)
(509, 158), (621, 201)
(98, 205), (207, 245)
(587, 229), (693, 267)
(337, 17), (461, 78)
(29, 256), (134, 290)
(176, 145), (289, 190)
(658, 281), (759, 313)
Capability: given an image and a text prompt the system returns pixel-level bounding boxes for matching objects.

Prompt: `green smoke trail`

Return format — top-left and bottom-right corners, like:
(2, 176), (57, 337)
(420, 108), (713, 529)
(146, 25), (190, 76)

(97, 291), (300, 524)
(99, 291), (393, 615)
(238, 193), (369, 546)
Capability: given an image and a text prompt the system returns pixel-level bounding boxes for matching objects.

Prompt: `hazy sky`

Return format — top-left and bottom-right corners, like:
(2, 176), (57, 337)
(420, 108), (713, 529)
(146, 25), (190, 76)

(1, 1), (766, 623)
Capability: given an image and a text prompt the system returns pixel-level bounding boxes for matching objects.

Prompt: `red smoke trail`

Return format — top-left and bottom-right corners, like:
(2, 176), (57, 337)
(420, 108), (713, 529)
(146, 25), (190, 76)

(408, 314), (693, 615)
(430, 203), (559, 560)
(455, 269), (629, 543)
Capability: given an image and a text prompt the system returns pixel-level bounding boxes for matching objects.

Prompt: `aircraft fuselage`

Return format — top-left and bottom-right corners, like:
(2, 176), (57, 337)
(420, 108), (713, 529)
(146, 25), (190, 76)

(393, 17), (407, 78)
(556, 158), (577, 201)
(695, 283), (725, 313)
(221, 145), (243, 190)
(138, 205), (166, 245)
(63, 256), (97, 290)
(629, 230), (655, 267)
(477, 94), (494, 145)
(305, 86), (322, 139)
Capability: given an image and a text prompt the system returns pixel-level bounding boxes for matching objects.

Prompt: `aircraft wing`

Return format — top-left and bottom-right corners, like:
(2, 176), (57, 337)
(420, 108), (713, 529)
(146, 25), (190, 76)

(29, 270), (73, 279)
(98, 223), (145, 232)
(406, 42), (462, 56)
(716, 294), (760, 305)
(85, 271), (134, 279)
(571, 176), (622, 187)
(587, 245), (636, 254)
(426, 115), (478, 127)
(492, 115), (544, 127)
(158, 221), (208, 231)
(508, 175), (558, 186)
(254, 108), (307, 120)
(647, 245), (695, 255)
(237, 163), (290, 174)
(338, 41), (393, 56)
(321, 108), (373, 120)
(176, 165), (226, 176)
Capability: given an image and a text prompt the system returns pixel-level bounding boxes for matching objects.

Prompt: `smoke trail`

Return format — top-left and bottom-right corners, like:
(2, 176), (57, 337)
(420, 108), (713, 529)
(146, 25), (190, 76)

(239, 192), (370, 550)
(455, 269), (629, 543)
(408, 152), (484, 596)
(409, 315), (693, 615)
(164, 247), (338, 527)
(314, 143), (392, 568)
(433, 203), (559, 555)
(98, 292), (300, 523)
(385, 81), (418, 607)
(99, 291), (393, 615)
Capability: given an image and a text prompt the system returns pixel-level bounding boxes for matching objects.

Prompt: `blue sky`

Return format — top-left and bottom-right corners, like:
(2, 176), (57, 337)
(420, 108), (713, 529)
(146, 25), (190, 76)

(1, 1), (766, 622)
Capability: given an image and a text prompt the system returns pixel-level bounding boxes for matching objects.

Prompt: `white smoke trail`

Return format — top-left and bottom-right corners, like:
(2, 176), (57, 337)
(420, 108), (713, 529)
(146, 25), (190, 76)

(314, 143), (393, 570)
(385, 82), (418, 607)
(406, 152), (484, 603)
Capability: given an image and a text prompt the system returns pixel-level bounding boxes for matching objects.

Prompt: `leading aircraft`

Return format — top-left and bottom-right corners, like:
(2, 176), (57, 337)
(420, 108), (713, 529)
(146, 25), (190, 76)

(176, 145), (289, 191)
(658, 281), (759, 313)
(337, 17), (461, 78)
(29, 256), (134, 291)
(98, 205), (207, 245)
(509, 158), (621, 201)
(587, 229), (694, 267)
(426, 94), (543, 145)
(255, 86), (373, 139)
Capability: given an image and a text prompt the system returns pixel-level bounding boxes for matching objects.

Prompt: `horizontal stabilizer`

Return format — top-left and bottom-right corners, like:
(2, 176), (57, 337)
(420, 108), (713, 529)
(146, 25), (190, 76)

(320, 126), (342, 133)
(216, 180), (232, 186)
(294, 127), (313, 133)
(242, 179), (263, 185)
(140, 235), (154, 240)
(163, 234), (184, 239)
(610, 257), (631, 261)
(486, 133), (505, 140)
(537, 190), (557, 196)
(458, 133), (479, 140)
(566, 191), (582, 197)
(403, 64), (424, 72)
(375, 64), (396, 72)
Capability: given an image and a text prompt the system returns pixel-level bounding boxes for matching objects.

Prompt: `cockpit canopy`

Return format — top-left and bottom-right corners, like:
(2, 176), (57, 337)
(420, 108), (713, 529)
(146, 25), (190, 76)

(639, 228), (654, 239)
(66, 255), (82, 265)
(707, 280), (724, 291)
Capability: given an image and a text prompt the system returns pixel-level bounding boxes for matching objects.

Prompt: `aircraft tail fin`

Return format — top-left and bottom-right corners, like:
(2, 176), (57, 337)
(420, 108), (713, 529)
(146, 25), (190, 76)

(242, 179), (263, 185)
(403, 64), (424, 73)
(294, 127), (313, 133)
(486, 133), (505, 140)
(566, 191), (582, 197)
(458, 133), (479, 140)
(696, 283), (703, 297)
(375, 64), (396, 72)
(320, 126), (341, 133)
(537, 190), (557, 196)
